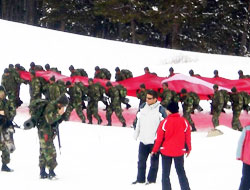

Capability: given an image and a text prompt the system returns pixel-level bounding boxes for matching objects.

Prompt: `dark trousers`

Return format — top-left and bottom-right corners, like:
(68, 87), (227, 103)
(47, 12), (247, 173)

(136, 142), (159, 183)
(162, 155), (190, 190)
(239, 163), (250, 190)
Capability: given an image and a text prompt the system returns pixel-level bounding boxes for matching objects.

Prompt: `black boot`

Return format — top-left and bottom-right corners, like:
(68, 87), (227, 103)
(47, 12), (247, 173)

(40, 167), (48, 179)
(107, 120), (112, 126)
(1, 164), (13, 172)
(48, 169), (56, 179)
(97, 118), (102, 125)
(88, 119), (92, 124)
(191, 124), (197, 132)
(122, 122), (126, 127)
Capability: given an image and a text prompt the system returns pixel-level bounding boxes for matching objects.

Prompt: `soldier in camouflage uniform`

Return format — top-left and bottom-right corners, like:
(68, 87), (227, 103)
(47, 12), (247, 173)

(180, 88), (197, 132)
(47, 76), (60, 101)
(86, 78), (102, 124)
(94, 66), (111, 80)
(158, 82), (173, 108)
(0, 87), (16, 172)
(15, 63), (26, 71)
(29, 62), (44, 72)
(238, 70), (250, 79)
(56, 80), (67, 95)
(211, 84), (224, 128)
(45, 64), (61, 74)
(230, 87), (243, 131)
(189, 69), (200, 77)
(69, 65), (88, 77)
(1, 67), (24, 108)
(136, 83), (147, 107)
(64, 81), (87, 123)
(168, 67), (175, 77)
(213, 70), (219, 78)
(144, 67), (157, 76)
(105, 81), (126, 127)
(29, 70), (42, 102)
(115, 67), (126, 81)
(28, 95), (68, 179)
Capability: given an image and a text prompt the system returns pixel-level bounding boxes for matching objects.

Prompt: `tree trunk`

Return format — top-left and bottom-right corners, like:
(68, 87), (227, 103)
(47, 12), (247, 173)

(131, 19), (136, 43)
(1, 0), (7, 19)
(27, 0), (35, 25)
(171, 21), (180, 49)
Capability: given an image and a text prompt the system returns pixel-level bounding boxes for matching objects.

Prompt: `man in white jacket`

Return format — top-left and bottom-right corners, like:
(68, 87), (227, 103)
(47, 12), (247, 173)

(133, 89), (166, 185)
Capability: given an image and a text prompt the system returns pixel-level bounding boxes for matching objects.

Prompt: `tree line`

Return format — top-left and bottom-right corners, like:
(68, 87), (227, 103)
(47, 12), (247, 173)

(0, 0), (249, 56)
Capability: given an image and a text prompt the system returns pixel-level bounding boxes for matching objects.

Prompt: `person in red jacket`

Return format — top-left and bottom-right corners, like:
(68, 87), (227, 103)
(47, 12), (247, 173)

(151, 101), (191, 190)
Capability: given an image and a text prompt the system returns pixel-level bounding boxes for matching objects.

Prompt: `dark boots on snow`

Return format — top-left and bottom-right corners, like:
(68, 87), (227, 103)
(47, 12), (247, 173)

(49, 170), (56, 179)
(1, 164), (13, 172)
(40, 167), (48, 179)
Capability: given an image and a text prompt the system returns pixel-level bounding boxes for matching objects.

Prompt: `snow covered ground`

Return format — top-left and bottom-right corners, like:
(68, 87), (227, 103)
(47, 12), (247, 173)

(0, 19), (249, 190)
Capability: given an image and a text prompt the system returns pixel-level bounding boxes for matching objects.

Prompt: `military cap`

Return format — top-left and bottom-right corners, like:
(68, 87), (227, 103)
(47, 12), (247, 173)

(115, 67), (120, 72)
(50, 76), (55, 82)
(69, 65), (74, 71)
(189, 69), (194, 75)
(214, 70), (218, 74)
(169, 67), (174, 72)
(4, 68), (10, 73)
(9, 64), (14, 69)
(181, 88), (187, 94)
(140, 83), (146, 89)
(213, 84), (218, 89)
(15, 63), (20, 68)
(95, 66), (100, 71)
(30, 62), (35, 67)
(144, 67), (149, 71)
(238, 70), (243, 74)
(45, 64), (50, 70)
(231, 87), (237, 93)
(57, 95), (69, 106)
(66, 81), (72, 86)
(106, 81), (112, 87)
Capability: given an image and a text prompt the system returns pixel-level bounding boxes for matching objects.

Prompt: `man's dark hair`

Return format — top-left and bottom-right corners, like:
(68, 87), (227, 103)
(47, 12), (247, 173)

(140, 83), (146, 89)
(147, 89), (158, 99)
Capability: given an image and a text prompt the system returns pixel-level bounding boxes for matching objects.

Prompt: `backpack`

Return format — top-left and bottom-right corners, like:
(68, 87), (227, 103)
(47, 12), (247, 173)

(189, 92), (200, 107)
(171, 90), (180, 103)
(240, 91), (250, 109)
(29, 99), (48, 123)
(115, 84), (127, 98)
(77, 69), (88, 77)
(101, 68), (111, 80)
(121, 69), (133, 79)
(220, 89), (230, 106)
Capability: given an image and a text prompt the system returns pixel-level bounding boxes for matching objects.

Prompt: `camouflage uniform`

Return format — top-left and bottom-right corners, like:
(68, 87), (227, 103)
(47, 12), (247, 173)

(181, 93), (196, 131)
(1, 68), (24, 107)
(105, 86), (126, 126)
(29, 65), (44, 72)
(115, 71), (126, 81)
(56, 80), (67, 95)
(211, 89), (224, 127)
(87, 82), (102, 124)
(48, 82), (61, 101)
(71, 69), (88, 77)
(230, 91), (243, 130)
(37, 100), (62, 171)
(64, 82), (87, 122)
(0, 93), (16, 166)
(158, 88), (173, 108)
(136, 89), (147, 107)
(94, 70), (106, 79)
(29, 76), (42, 102)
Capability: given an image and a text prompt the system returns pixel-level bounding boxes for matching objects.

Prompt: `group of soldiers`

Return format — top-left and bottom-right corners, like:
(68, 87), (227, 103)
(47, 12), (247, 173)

(0, 62), (249, 178)
(136, 80), (249, 132)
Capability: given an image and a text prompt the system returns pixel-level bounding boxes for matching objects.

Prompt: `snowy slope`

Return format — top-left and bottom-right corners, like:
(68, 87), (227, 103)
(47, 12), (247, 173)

(0, 19), (249, 190)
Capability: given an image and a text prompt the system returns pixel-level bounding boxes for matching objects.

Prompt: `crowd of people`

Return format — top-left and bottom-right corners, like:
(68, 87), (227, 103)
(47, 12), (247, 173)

(0, 62), (249, 189)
